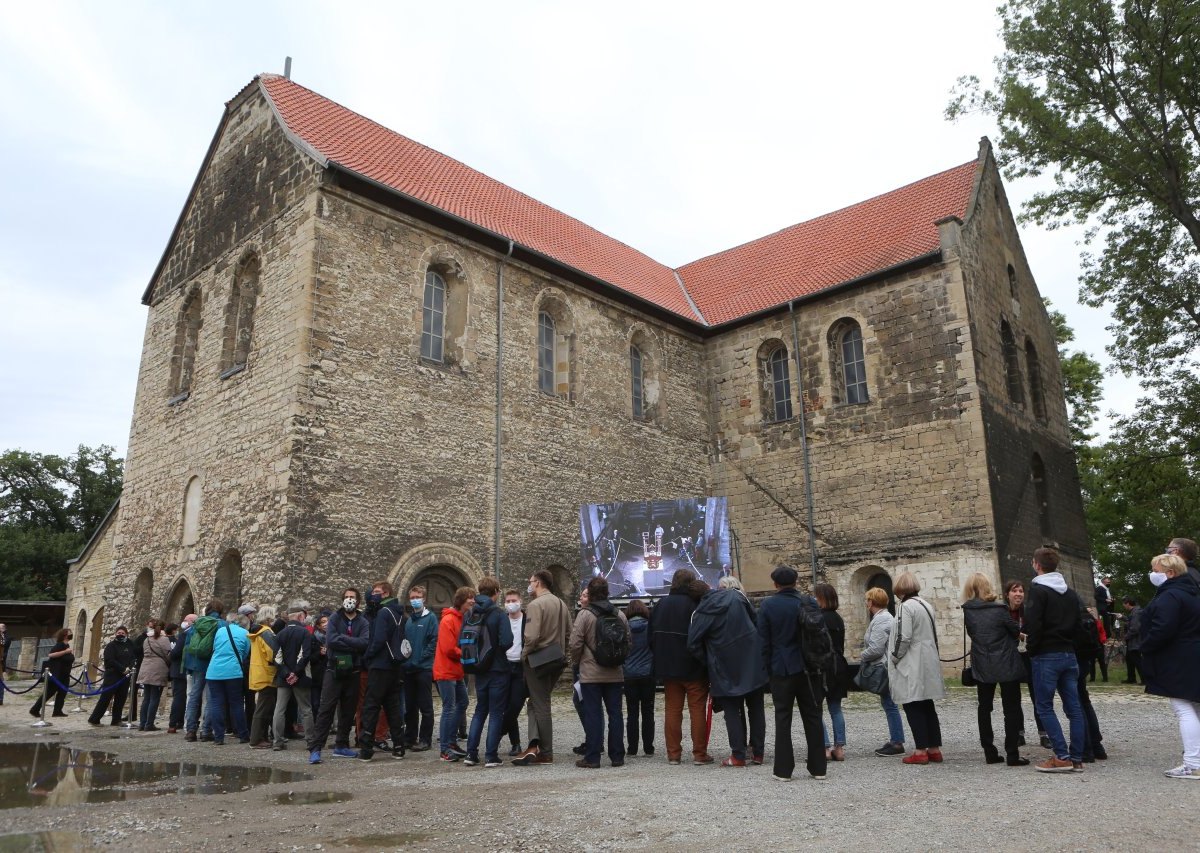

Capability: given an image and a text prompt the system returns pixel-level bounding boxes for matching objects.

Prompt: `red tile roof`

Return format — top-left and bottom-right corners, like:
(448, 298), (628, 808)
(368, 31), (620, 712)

(258, 75), (978, 327)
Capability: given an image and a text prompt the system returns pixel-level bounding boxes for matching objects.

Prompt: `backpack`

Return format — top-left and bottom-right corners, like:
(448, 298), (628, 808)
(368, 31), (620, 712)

(1075, 605), (1101, 656)
(186, 615), (220, 661)
(797, 597), (834, 673)
(590, 605), (630, 667)
(459, 609), (495, 674)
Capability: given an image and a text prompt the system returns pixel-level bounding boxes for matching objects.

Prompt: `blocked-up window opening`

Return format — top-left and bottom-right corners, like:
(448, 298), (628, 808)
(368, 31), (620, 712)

(1001, 319), (1024, 405)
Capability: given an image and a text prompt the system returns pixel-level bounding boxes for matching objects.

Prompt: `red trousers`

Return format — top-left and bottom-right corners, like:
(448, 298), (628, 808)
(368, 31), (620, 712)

(663, 678), (710, 761)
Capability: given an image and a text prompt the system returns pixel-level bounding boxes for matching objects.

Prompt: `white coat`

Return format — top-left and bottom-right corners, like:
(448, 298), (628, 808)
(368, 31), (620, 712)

(887, 597), (946, 705)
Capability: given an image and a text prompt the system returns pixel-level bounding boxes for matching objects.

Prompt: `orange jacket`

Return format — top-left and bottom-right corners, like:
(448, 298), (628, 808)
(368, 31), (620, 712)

(433, 607), (464, 682)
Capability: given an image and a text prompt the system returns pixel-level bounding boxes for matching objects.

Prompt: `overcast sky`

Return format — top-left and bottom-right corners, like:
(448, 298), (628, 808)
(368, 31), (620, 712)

(0, 0), (1141, 459)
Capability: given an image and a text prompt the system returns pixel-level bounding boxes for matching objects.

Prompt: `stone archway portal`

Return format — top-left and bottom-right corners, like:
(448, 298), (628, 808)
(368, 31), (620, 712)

(409, 564), (470, 613)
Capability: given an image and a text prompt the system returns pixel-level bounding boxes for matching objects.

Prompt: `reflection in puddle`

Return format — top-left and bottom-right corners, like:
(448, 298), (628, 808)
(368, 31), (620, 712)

(0, 742), (310, 809)
(338, 833), (432, 848)
(275, 791), (353, 805)
(0, 831), (87, 851)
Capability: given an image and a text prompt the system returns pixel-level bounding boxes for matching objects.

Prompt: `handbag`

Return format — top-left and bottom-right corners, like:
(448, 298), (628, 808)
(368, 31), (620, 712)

(854, 660), (888, 695)
(527, 641), (565, 674)
(960, 622), (976, 686)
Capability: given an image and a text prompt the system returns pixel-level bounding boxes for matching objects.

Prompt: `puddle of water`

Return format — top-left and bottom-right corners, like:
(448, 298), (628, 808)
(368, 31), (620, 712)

(0, 743), (311, 809)
(337, 834), (431, 849)
(0, 831), (87, 851)
(275, 791), (353, 805)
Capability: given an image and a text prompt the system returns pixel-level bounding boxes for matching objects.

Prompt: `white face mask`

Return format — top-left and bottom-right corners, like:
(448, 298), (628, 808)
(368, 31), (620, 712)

(343, 597), (357, 612)
(526, 583), (535, 595)
(1149, 571), (1168, 588)
(505, 601), (521, 614)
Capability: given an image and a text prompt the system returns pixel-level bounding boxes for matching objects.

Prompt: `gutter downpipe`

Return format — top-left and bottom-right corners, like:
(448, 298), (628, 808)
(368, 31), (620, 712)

(494, 241), (515, 580)
(788, 300), (822, 581)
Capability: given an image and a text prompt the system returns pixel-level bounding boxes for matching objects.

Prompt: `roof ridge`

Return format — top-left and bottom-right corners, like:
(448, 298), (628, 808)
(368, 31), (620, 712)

(676, 158), (979, 272)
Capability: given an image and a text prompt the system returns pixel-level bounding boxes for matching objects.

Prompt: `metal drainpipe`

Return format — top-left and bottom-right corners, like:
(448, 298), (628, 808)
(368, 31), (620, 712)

(788, 300), (821, 580)
(494, 241), (515, 580)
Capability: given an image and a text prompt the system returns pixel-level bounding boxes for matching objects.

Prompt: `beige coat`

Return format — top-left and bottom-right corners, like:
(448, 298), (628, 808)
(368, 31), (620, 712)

(569, 606), (630, 683)
(522, 591), (572, 659)
(138, 635), (172, 687)
(887, 597), (947, 705)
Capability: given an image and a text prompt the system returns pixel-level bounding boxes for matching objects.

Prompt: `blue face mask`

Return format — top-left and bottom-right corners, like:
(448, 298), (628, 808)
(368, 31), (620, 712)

(409, 599), (424, 611)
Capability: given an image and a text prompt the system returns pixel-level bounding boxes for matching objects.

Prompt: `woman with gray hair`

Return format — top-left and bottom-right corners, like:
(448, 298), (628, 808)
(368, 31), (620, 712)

(688, 574), (768, 766)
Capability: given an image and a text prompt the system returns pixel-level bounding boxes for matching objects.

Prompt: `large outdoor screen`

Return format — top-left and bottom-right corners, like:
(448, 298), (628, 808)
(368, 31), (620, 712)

(578, 497), (731, 597)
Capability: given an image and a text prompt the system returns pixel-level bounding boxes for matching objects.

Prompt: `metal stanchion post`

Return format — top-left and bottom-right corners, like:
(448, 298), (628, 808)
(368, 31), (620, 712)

(123, 664), (140, 728)
(31, 673), (52, 728)
(76, 667), (91, 714)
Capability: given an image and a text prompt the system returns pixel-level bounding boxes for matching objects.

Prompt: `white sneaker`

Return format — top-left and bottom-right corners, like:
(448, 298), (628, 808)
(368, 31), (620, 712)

(772, 774), (792, 782)
(1164, 764), (1200, 780)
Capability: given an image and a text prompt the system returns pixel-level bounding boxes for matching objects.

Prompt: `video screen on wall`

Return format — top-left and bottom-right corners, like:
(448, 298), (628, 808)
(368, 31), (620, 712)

(578, 497), (731, 598)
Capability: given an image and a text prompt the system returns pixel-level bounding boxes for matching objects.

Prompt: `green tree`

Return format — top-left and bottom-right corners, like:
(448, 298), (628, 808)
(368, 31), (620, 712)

(0, 445), (123, 600)
(948, 0), (1200, 399)
(1046, 301), (1104, 445)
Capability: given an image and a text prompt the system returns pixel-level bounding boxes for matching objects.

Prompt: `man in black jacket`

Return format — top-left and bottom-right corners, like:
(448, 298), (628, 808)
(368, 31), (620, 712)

(650, 569), (711, 765)
(1025, 547), (1086, 773)
(88, 626), (136, 726)
(273, 600), (314, 751)
(358, 582), (409, 761)
(463, 577), (514, 768)
(307, 588), (370, 764)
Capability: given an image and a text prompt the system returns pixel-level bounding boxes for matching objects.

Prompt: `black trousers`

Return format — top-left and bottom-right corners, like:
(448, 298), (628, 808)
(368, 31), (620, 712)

(723, 688), (765, 760)
(88, 673), (129, 724)
(770, 674), (826, 779)
(1125, 650), (1142, 684)
(1076, 667), (1104, 757)
(624, 676), (656, 753)
(502, 661), (527, 748)
(32, 677), (69, 717)
(902, 699), (943, 750)
(977, 681), (1022, 759)
(168, 677), (188, 729)
(403, 669), (435, 746)
(307, 669), (360, 751)
(359, 668), (405, 754)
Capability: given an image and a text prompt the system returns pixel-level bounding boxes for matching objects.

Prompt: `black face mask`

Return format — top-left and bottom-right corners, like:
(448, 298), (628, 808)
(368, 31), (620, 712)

(117, 636), (128, 642)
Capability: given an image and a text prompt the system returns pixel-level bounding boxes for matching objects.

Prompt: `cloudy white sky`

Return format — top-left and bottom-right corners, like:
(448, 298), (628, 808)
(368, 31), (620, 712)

(0, 0), (1140, 459)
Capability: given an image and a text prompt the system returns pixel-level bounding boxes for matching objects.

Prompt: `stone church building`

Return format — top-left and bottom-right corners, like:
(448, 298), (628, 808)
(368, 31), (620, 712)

(66, 73), (1090, 667)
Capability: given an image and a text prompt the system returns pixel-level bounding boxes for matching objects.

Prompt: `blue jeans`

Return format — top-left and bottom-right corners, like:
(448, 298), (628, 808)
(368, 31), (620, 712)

(139, 684), (163, 729)
(466, 671), (511, 762)
(581, 682), (626, 765)
(822, 697), (846, 747)
(436, 679), (468, 752)
(881, 689), (905, 744)
(1032, 652), (1084, 762)
(207, 678), (249, 743)
(185, 670), (209, 735)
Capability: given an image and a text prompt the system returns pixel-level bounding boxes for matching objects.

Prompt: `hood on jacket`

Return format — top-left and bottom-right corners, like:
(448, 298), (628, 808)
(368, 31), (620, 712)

(693, 587), (742, 617)
(589, 599), (617, 616)
(629, 615), (648, 633)
(1033, 572), (1069, 594)
(472, 594), (497, 616)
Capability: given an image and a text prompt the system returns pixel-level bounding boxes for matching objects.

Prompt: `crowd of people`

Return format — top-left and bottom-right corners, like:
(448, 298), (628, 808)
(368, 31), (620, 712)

(14, 538), (1200, 782)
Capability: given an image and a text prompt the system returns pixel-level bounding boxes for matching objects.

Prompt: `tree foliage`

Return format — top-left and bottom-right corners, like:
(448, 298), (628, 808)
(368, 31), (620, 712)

(0, 445), (123, 600)
(1046, 301), (1104, 445)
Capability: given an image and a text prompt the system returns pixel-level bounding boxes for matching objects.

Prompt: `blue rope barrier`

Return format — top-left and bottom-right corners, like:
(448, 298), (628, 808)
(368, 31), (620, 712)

(46, 673), (129, 698)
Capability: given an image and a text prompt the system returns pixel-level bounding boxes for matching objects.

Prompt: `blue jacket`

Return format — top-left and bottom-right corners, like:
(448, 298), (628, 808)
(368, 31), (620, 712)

(327, 609), (371, 671)
(404, 609), (439, 673)
(1141, 573), (1200, 703)
(757, 588), (811, 677)
(206, 620), (251, 681)
(467, 594), (513, 674)
(689, 588), (768, 697)
(623, 616), (653, 679)
(365, 599), (408, 671)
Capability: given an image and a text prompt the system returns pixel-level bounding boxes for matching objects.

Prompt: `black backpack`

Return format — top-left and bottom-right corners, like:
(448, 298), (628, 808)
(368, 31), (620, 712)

(590, 605), (630, 667)
(459, 609), (495, 674)
(798, 596), (834, 673)
(1075, 604), (1101, 656)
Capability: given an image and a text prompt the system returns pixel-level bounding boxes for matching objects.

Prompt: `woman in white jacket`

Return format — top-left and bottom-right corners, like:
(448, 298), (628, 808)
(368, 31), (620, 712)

(861, 587), (907, 756)
(888, 572), (946, 765)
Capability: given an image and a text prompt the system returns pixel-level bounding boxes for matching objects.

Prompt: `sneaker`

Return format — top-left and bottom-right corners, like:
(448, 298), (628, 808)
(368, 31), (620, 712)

(693, 754), (715, 765)
(772, 774), (792, 781)
(199, 733), (213, 742)
(212, 739), (225, 746)
(1071, 761), (1085, 772)
(392, 749), (405, 760)
(509, 744), (523, 757)
(410, 741), (431, 752)
(810, 772), (827, 780)
(667, 758), (682, 766)
(273, 743), (288, 751)
(511, 747), (540, 766)
(1007, 756), (1030, 767)
(484, 760), (503, 768)
(1164, 765), (1200, 780)
(439, 751), (460, 762)
(572, 743), (587, 756)
(446, 742), (468, 758)
(332, 747), (357, 759)
(356, 751), (373, 761)
(721, 756), (746, 767)
(463, 756), (480, 766)
(875, 742), (905, 757)
(1034, 757), (1075, 773)
(308, 750), (321, 764)
(575, 758), (600, 769)
(184, 732), (197, 742)
(611, 760), (624, 767)
(1039, 735), (1053, 750)
(750, 754), (764, 765)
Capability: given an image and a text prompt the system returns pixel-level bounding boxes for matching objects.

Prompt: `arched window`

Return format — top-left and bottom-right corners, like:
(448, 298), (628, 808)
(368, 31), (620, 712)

(1007, 264), (1018, 300)
(829, 320), (868, 405)
(1000, 320), (1024, 406)
(1031, 454), (1051, 537)
(214, 549), (243, 608)
(181, 476), (202, 546)
(762, 345), (794, 422)
(538, 311), (556, 395)
(421, 269), (446, 363)
(170, 288), (203, 399)
(630, 345), (645, 419)
(220, 252), (261, 375)
(1026, 338), (1047, 421)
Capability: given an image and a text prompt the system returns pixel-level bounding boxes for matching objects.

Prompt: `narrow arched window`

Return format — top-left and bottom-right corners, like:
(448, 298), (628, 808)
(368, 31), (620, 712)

(171, 288), (203, 399)
(221, 253), (260, 375)
(1000, 319), (1023, 405)
(766, 347), (793, 422)
(421, 270), (446, 362)
(1031, 454), (1051, 537)
(1007, 264), (1018, 300)
(1026, 338), (1046, 421)
(630, 345), (645, 419)
(840, 325), (868, 404)
(538, 311), (556, 395)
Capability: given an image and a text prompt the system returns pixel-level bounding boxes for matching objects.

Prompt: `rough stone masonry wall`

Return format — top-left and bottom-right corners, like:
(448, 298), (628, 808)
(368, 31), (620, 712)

(705, 257), (996, 653)
(956, 156), (1091, 595)
(64, 513), (115, 677)
(105, 86), (321, 630)
(284, 186), (711, 606)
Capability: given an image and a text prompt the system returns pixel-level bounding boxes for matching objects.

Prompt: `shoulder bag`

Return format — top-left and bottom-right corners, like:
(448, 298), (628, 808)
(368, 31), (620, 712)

(225, 624), (247, 674)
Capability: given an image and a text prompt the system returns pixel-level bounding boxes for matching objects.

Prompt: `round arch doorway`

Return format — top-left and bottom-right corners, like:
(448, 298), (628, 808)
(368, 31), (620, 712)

(163, 577), (197, 625)
(408, 564), (471, 613)
(866, 570), (895, 615)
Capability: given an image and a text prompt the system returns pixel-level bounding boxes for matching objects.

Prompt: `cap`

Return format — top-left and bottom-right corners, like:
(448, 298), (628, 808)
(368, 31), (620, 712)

(770, 565), (798, 586)
(237, 603), (258, 616)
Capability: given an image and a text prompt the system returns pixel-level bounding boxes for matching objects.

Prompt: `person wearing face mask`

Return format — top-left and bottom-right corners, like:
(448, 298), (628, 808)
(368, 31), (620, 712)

(307, 588), (371, 764)
(512, 569), (572, 766)
(358, 582), (410, 760)
(89, 626), (136, 726)
(32, 628), (75, 718)
(402, 586), (439, 752)
(167, 618), (193, 733)
(462, 577), (514, 768)
(434, 586), (476, 761)
(500, 589), (528, 757)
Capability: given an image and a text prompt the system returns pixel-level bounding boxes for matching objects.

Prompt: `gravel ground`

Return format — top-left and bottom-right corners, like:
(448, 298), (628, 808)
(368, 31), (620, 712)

(0, 679), (1192, 851)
